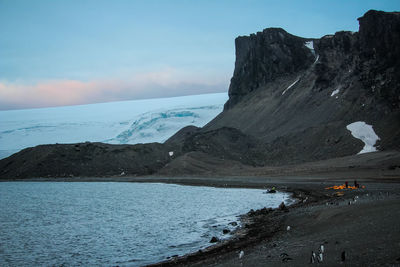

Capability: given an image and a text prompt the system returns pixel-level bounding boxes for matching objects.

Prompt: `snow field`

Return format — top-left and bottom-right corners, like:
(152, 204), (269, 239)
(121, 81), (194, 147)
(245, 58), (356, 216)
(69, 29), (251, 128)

(0, 93), (228, 159)
(346, 121), (380, 154)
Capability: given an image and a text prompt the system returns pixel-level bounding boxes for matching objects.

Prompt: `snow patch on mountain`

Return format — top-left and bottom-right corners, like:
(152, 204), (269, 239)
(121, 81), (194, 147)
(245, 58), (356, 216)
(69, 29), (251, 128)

(305, 41), (314, 51)
(313, 55), (320, 64)
(346, 121), (380, 154)
(331, 88), (340, 97)
(282, 78), (299, 95)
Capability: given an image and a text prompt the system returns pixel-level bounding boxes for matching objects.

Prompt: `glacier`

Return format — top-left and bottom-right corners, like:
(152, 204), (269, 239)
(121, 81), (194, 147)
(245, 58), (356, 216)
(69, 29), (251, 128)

(0, 93), (228, 159)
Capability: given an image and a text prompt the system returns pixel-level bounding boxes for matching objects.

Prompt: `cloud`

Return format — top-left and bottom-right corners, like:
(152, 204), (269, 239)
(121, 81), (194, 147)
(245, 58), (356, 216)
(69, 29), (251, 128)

(0, 68), (229, 110)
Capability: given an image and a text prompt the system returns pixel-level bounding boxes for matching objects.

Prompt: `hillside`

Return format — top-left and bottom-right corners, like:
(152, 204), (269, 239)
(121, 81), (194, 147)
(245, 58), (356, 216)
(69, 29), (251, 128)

(1, 10), (399, 179)
(163, 10), (400, 171)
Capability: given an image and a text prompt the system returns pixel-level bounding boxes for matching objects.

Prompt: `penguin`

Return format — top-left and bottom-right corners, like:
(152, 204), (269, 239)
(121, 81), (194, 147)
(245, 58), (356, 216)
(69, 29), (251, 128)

(318, 252), (323, 262)
(310, 251), (316, 263)
(239, 250), (244, 259)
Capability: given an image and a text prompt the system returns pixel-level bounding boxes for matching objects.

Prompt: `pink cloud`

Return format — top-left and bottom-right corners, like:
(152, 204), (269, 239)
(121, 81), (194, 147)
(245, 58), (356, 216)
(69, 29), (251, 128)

(0, 68), (228, 110)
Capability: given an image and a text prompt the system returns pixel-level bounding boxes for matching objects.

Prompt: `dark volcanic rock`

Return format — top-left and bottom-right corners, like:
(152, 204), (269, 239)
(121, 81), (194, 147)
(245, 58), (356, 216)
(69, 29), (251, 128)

(225, 28), (315, 109)
(222, 229), (230, 234)
(358, 10), (400, 111)
(209, 236), (219, 243)
(313, 31), (359, 91)
(358, 10), (400, 66)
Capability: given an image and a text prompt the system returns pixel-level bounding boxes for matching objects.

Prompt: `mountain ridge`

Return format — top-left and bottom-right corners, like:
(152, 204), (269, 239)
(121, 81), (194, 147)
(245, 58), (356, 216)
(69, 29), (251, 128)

(1, 10), (399, 179)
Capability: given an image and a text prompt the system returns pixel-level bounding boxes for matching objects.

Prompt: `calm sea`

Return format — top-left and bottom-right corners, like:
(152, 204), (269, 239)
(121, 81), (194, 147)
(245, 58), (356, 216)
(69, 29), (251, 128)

(0, 182), (290, 266)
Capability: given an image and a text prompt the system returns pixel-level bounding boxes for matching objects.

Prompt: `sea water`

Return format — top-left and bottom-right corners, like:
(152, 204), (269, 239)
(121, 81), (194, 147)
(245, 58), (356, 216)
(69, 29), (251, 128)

(0, 182), (290, 266)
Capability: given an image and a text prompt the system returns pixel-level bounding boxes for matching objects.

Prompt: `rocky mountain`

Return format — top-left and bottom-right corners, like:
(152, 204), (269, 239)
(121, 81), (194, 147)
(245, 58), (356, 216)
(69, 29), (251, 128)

(202, 10), (400, 164)
(1, 10), (399, 179)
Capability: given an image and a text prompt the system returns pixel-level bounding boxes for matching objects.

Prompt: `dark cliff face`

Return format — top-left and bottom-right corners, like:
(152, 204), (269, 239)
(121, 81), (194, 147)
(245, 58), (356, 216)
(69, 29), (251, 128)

(225, 28), (315, 109)
(225, 10), (400, 111)
(357, 10), (400, 110)
(205, 9), (400, 164)
(358, 10), (400, 66)
(313, 31), (359, 91)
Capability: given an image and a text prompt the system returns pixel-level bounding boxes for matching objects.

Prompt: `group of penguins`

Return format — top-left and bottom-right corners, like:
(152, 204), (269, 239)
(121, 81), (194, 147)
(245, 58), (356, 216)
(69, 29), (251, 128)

(311, 245), (346, 263)
(310, 245), (325, 263)
(237, 244), (347, 263)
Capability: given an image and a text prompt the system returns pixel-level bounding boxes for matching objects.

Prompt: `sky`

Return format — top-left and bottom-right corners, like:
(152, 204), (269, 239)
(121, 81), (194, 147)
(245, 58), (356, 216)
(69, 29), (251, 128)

(0, 0), (399, 110)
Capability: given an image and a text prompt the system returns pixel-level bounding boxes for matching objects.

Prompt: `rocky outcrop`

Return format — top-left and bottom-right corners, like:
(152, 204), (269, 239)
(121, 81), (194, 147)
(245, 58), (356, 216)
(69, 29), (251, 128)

(225, 28), (315, 109)
(225, 10), (400, 112)
(358, 10), (400, 110)
(358, 10), (400, 66)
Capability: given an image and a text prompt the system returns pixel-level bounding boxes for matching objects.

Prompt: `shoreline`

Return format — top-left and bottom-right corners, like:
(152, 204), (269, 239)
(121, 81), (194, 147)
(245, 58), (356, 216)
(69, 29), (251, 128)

(147, 179), (400, 266)
(3, 172), (400, 186)
(2, 175), (400, 266)
(148, 188), (297, 267)
(137, 176), (400, 266)
(145, 185), (317, 267)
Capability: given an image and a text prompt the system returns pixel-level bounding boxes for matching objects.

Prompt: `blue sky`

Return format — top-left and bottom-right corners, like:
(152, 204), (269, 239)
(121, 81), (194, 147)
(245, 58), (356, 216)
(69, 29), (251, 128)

(0, 0), (399, 110)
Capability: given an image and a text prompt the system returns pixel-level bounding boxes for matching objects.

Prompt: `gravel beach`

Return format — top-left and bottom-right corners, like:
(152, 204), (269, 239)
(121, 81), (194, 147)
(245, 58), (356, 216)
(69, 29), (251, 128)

(142, 175), (400, 266)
